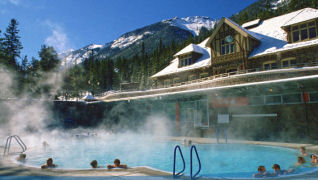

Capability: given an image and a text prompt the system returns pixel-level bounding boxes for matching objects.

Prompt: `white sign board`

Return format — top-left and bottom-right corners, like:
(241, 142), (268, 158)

(217, 114), (230, 124)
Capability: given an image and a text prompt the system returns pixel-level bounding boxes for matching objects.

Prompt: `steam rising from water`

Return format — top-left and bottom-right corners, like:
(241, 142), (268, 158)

(0, 66), (174, 153)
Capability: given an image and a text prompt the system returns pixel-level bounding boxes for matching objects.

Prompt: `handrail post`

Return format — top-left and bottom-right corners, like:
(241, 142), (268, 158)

(215, 127), (219, 144)
(173, 145), (185, 178)
(224, 128), (228, 144)
(190, 145), (201, 180)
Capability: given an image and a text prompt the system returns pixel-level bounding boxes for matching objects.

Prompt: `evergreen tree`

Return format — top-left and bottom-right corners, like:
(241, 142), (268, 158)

(3, 19), (23, 69)
(38, 45), (59, 72)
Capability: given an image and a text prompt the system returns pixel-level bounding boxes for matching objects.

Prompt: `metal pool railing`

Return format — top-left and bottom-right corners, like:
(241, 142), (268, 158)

(3, 135), (27, 156)
(173, 145), (185, 178)
(190, 145), (201, 180)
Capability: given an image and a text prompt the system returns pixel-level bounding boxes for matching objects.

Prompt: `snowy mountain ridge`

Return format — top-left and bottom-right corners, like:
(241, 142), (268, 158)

(162, 16), (217, 36)
(59, 16), (217, 68)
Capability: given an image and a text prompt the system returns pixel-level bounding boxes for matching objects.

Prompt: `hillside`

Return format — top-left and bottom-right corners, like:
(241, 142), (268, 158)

(59, 16), (217, 68)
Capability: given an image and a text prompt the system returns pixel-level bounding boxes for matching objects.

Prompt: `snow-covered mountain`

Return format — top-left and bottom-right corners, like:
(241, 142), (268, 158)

(163, 16), (217, 36)
(59, 16), (217, 68)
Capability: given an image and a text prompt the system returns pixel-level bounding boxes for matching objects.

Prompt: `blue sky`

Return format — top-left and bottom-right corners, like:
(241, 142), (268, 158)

(0, 0), (257, 59)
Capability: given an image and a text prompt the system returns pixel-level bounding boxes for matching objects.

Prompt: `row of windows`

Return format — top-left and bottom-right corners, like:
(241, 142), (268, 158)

(263, 59), (297, 70)
(221, 39), (235, 55)
(180, 55), (193, 67)
(292, 21), (317, 43)
(163, 73), (209, 87)
(249, 92), (318, 105)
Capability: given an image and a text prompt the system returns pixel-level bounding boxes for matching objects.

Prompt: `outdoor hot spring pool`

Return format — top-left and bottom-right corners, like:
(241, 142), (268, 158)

(21, 136), (318, 178)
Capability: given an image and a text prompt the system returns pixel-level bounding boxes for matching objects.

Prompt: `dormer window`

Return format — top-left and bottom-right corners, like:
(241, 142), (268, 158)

(221, 39), (235, 55)
(291, 21), (317, 43)
(180, 54), (193, 67)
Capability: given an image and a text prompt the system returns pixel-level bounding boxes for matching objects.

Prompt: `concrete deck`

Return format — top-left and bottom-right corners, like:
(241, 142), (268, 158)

(1, 137), (318, 180)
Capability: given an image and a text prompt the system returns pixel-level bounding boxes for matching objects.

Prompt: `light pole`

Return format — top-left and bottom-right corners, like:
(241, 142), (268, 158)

(225, 35), (246, 71)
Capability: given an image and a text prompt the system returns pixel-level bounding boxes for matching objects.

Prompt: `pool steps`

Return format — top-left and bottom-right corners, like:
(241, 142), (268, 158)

(3, 135), (27, 156)
(173, 145), (202, 180)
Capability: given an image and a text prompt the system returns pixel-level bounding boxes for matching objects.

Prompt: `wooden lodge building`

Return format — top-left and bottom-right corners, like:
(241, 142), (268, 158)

(151, 8), (318, 88)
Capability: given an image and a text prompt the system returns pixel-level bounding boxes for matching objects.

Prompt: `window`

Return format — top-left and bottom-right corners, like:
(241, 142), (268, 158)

(221, 39), (235, 55)
(309, 92), (318, 102)
(188, 75), (196, 81)
(200, 73), (208, 78)
(173, 77), (180, 84)
(265, 95), (281, 104)
(291, 21), (317, 43)
(180, 55), (193, 67)
(281, 58), (296, 68)
(282, 93), (302, 103)
(263, 61), (277, 70)
(163, 79), (171, 87)
(248, 96), (264, 105)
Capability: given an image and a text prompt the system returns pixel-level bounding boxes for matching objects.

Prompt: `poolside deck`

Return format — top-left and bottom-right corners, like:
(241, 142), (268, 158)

(1, 137), (318, 180)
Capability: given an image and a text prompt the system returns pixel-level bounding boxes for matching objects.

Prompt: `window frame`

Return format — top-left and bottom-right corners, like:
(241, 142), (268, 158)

(179, 54), (193, 67)
(291, 20), (317, 43)
(221, 38), (235, 55)
(263, 61), (277, 70)
(281, 58), (297, 68)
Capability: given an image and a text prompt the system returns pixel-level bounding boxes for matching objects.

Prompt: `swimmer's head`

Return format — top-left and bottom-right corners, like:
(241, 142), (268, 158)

(90, 160), (97, 168)
(114, 159), (120, 166)
(258, 166), (265, 172)
(47, 158), (53, 165)
(272, 164), (280, 171)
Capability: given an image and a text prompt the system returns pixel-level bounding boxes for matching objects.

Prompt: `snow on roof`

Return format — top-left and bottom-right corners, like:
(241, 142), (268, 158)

(152, 38), (211, 78)
(242, 19), (261, 29)
(82, 94), (96, 101)
(225, 18), (260, 40)
(283, 8), (318, 27)
(174, 43), (205, 57)
(248, 8), (318, 58)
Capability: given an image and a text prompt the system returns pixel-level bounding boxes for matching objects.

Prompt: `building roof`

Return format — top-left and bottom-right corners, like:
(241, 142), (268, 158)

(242, 19), (261, 29)
(151, 38), (211, 78)
(248, 8), (318, 58)
(174, 43), (205, 57)
(205, 17), (260, 47)
(282, 8), (318, 27)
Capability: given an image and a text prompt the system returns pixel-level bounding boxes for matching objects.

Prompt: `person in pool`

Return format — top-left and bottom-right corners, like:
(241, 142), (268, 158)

(107, 159), (127, 169)
(16, 153), (26, 162)
(272, 164), (294, 176)
(253, 166), (271, 178)
(41, 158), (57, 169)
(90, 160), (103, 168)
(295, 156), (306, 166)
(300, 146), (308, 157)
(311, 154), (318, 164)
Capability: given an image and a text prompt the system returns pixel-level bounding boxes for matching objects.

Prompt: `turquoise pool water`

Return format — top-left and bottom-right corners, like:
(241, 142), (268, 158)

(22, 136), (318, 178)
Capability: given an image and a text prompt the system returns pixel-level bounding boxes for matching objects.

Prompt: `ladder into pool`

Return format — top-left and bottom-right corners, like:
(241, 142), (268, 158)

(173, 145), (201, 180)
(3, 135), (27, 156)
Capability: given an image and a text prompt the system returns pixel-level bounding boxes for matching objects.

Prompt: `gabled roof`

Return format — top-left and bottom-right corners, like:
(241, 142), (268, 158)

(174, 43), (205, 57)
(205, 17), (260, 47)
(248, 7), (318, 58)
(151, 38), (211, 78)
(282, 8), (318, 27)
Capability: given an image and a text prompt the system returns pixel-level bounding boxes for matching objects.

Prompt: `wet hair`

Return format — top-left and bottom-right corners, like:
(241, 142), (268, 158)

(20, 153), (26, 158)
(258, 166), (265, 171)
(272, 164), (280, 170)
(114, 159), (120, 165)
(300, 146), (306, 151)
(47, 158), (53, 164)
(298, 156), (306, 163)
(90, 160), (97, 168)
